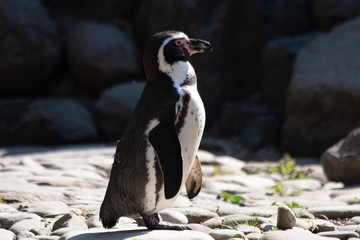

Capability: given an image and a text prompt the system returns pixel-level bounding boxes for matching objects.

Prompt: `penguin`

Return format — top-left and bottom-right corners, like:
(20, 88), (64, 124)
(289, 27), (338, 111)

(100, 31), (212, 230)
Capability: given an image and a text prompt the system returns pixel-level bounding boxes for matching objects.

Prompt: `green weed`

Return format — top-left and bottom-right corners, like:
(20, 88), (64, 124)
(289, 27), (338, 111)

(221, 192), (244, 204)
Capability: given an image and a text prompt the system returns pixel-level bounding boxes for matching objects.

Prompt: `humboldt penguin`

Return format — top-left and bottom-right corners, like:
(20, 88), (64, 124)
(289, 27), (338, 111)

(100, 31), (212, 230)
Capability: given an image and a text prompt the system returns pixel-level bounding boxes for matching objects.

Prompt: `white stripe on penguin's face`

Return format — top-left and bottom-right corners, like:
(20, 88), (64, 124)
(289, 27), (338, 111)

(157, 32), (196, 91)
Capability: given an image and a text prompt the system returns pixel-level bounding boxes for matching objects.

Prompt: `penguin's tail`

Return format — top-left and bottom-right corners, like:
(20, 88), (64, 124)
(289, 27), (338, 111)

(99, 195), (118, 228)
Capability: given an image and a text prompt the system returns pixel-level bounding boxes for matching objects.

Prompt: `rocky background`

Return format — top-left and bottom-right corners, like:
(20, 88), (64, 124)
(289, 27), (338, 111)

(1, 0), (360, 158)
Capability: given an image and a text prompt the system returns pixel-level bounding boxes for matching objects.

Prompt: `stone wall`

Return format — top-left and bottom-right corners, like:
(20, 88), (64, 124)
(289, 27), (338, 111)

(1, 0), (359, 156)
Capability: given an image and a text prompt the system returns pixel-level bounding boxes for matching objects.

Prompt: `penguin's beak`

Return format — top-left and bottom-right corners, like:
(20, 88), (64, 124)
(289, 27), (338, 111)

(187, 39), (213, 55)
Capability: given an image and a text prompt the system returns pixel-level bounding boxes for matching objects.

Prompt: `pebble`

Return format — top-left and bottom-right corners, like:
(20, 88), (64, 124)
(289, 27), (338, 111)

(1, 145), (360, 239)
(237, 225), (261, 234)
(202, 217), (225, 229)
(276, 205), (296, 230)
(59, 229), (215, 240)
(169, 207), (218, 223)
(308, 205), (360, 219)
(209, 229), (246, 240)
(317, 231), (360, 239)
(0, 212), (42, 229)
(313, 219), (337, 232)
(159, 209), (188, 224)
(339, 225), (360, 233)
(246, 232), (263, 240)
(0, 229), (15, 240)
(260, 229), (339, 240)
(52, 212), (88, 231)
(9, 218), (50, 235)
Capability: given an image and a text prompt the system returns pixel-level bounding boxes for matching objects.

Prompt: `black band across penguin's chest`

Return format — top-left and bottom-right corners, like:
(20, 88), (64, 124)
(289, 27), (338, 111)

(175, 91), (190, 132)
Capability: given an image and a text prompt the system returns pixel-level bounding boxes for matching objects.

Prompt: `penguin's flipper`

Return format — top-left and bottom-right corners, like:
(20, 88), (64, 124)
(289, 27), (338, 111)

(149, 120), (183, 200)
(185, 155), (202, 199)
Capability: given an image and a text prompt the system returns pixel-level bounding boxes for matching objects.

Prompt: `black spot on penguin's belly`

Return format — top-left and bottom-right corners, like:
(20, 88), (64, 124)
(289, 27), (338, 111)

(176, 93), (190, 131)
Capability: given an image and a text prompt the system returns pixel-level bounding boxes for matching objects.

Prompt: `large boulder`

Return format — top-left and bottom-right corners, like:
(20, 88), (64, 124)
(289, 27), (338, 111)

(312, 0), (360, 31)
(67, 22), (140, 91)
(94, 81), (146, 141)
(321, 128), (360, 185)
(0, 99), (98, 145)
(282, 17), (360, 156)
(261, 32), (320, 107)
(0, 0), (60, 95)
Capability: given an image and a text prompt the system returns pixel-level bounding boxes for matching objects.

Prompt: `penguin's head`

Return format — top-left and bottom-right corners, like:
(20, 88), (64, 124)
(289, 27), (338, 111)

(143, 31), (212, 81)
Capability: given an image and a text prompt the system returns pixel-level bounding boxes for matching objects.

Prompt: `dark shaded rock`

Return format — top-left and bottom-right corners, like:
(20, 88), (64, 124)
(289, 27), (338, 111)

(272, 0), (312, 36)
(212, 102), (282, 150)
(321, 128), (360, 185)
(94, 81), (145, 141)
(261, 33), (320, 107)
(67, 22), (140, 92)
(282, 17), (360, 156)
(276, 205), (296, 230)
(0, 99), (98, 145)
(257, 0), (312, 39)
(0, 0), (60, 95)
(42, 0), (143, 20)
(312, 0), (360, 31)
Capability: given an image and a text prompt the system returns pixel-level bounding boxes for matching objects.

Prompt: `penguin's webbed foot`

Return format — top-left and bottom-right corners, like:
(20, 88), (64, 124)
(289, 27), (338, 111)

(142, 213), (190, 230)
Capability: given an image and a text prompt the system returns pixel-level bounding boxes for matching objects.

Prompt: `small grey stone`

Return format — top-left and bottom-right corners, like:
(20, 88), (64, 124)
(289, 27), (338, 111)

(260, 230), (339, 240)
(51, 227), (75, 236)
(0, 203), (18, 213)
(346, 216), (360, 225)
(17, 230), (36, 238)
(223, 214), (274, 227)
(0, 229), (15, 240)
(34, 236), (60, 240)
(313, 219), (337, 232)
(59, 229), (215, 240)
(292, 208), (315, 219)
(9, 219), (49, 235)
(85, 216), (103, 228)
(202, 217), (225, 229)
(187, 223), (213, 234)
(317, 231), (359, 239)
(52, 212), (88, 231)
(339, 224), (360, 233)
(276, 205), (296, 230)
(0, 212), (42, 229)
(169, 207), (218, 223)
(237, 225), (261, 234)
(209, 229), (245, 240)
(246, 232), (263, 240)
(27, 201), (70, 218)
(159, 209), (188, 224)
(308, 205), (360, 219)
(30, 226), (51, 235)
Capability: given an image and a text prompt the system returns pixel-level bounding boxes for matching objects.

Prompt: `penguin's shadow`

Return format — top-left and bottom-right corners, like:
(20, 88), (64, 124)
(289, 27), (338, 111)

(67, 229), (147, 240)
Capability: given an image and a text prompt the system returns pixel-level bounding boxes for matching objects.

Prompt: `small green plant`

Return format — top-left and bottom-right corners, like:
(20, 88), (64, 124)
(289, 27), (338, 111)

(271, 226), (278, 231)
(214, 165), (222, 176)
(354, 197), (360, 203)
(247, 216), (258, 227)
(269, 181), (285, 196)
(220, 221), (238, 230)
(233, 233), (244, 238)
(221, 192), (244, 204)
(286, 201), (304, 209)
(267, 154), (309, 180)
(41, 219), (52, 228)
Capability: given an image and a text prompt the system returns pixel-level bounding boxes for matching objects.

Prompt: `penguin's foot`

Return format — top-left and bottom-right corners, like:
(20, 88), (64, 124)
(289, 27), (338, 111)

(142, 213), (190, 230)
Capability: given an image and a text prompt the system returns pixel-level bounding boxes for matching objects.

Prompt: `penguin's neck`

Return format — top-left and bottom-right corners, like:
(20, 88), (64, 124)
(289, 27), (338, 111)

(158, 61), (196, 90)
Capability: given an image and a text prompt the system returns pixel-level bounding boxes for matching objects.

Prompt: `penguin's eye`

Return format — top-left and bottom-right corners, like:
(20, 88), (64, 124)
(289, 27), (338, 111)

(175, 40), (182, 46)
